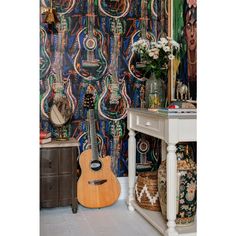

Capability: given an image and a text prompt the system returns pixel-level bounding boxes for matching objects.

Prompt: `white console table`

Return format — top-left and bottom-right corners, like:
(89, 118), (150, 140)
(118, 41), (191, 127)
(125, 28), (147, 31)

(127, 108), (197, 236)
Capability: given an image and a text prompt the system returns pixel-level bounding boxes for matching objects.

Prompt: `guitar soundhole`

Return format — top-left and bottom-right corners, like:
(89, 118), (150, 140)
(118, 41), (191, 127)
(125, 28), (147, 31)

(90, 160), (102, 171)
(85, 38), (97, 51)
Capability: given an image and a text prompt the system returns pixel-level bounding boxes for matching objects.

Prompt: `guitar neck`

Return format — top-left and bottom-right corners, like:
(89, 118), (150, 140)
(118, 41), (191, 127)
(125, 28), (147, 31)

(160, 0), (166, 37)
(87, 0), (95, 36)
(110, 136), (120, 175)
(111, 33), (120, 83)
(88, 109), (99, 160)
(53, 23), (66, 84)
(140, 0), (148, 39)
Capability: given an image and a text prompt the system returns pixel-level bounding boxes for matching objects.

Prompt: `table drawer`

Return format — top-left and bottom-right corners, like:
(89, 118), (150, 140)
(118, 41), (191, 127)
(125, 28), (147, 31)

(132, 113), (165, 138)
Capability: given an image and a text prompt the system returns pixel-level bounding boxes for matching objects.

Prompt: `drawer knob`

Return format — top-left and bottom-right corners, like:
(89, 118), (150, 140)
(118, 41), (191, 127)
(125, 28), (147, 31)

(145, 121), (151, 126)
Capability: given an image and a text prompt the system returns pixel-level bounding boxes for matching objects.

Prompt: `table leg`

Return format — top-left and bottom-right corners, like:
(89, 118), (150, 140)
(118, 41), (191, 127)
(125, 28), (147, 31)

(128, 129), (136, 211)
(165, 143), (178, 236)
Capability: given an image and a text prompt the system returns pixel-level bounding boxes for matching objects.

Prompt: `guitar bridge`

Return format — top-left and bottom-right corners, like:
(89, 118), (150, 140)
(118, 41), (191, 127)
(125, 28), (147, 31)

(82, 60), (100, 68)
(88, 179), (107, 185)
(136, 61), (147, 68)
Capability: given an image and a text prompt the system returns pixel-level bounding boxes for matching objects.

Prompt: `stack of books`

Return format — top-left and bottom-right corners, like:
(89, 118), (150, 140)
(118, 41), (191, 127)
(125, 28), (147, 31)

(40, 131), (52, 144)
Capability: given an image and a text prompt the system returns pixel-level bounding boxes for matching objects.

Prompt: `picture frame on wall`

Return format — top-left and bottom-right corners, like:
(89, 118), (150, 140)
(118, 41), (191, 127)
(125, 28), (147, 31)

(169, 0), (197, 104)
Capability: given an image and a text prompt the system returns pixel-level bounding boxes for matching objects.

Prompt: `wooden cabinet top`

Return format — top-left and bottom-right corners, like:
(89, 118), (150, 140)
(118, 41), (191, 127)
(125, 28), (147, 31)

(40, 138), (78, 149)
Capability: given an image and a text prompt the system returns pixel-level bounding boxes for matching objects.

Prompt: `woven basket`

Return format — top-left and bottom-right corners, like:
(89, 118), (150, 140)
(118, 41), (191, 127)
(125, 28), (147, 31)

(135, 171), (161, 211)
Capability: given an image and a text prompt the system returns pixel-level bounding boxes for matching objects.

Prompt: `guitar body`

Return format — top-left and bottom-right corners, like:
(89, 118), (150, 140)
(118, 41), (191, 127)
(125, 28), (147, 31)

(98, 74), (130, 121)
(73, 27), (107, 81)
(98, 19), (130, 121)
(41, 18), (76, 119)
(128, 30), (156, 81)
(77, 149), (121, 208)
(98, 0), (130, 18)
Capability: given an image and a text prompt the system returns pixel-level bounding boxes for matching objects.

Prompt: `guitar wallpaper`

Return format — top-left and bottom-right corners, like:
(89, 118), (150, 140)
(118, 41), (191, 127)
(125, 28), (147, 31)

(40, 0), (172, 177)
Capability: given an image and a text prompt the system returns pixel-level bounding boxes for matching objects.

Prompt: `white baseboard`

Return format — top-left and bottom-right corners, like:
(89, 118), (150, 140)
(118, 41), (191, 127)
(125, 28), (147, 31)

(117, 177), (128, 200)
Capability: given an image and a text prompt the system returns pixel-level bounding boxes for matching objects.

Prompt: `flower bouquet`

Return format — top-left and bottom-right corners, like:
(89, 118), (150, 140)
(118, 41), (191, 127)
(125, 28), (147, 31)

(132, 37), (180, 79)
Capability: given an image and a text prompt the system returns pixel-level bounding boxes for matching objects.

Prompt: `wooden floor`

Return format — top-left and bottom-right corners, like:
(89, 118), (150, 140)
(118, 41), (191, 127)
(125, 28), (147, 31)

(40, 200), (162, 236)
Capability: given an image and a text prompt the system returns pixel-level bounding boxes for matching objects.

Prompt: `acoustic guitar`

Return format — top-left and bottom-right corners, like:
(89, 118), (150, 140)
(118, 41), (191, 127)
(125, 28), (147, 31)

(77, 93), (121, 208)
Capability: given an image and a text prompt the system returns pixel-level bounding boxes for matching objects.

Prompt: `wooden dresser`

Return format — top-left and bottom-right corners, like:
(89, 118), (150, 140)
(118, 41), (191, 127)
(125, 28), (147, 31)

(40, 138), (78, 213)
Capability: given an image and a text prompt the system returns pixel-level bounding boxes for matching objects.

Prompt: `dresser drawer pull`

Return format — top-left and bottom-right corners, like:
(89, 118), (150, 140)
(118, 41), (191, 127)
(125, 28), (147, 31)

(145, 121), (151, 126)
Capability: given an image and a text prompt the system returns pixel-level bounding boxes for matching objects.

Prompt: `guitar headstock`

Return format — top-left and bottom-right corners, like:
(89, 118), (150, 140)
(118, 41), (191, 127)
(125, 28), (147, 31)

(111, 19), (123, 35)
(84, 93), (95, 110)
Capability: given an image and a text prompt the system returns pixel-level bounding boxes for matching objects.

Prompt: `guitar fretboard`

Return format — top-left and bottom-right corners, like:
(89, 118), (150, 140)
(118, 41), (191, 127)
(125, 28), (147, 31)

(140, 0), (148, 39)
(88, 109), (99, 160)
(52, 18), (67, 84)
(87, 0), (95, 36)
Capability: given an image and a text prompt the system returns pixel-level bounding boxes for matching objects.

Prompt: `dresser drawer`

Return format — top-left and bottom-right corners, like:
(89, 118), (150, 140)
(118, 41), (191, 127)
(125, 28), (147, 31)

(59, 175), (73, 206)
(40, 176), (58, 207)
(59, 147), (75, 174)
(40, 148), (58, 176)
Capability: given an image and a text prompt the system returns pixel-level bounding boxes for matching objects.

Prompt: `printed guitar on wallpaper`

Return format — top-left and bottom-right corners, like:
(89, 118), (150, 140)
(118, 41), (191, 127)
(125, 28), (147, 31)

(73, 0), (107, 81)
(40, 0), (170, 177)
(98, 19), (131, 121)
(40, 15), (77, 123)
(128, 0), (156, 81)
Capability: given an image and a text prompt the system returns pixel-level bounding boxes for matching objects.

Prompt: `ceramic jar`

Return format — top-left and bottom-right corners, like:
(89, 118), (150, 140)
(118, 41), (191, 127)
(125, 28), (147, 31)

(158, 144), (197, 225)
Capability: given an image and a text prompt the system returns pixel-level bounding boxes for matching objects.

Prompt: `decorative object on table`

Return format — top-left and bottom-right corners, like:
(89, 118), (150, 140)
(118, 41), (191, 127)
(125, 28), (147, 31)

(131, 37), (180, 110)
(158, 101), (196, 114)
(176, 80), (190, 101)
(43, 0), (59, 33)
(77, 93), (121, 208)
(40, 130), (51, 139)
(135, 171), (160, 211)
(136, 134), (152, 172)
(40, 130), (52, 144)
(158, 143), (197, 225)
(168, 100), (196, 109)
(49, 96), (72, 141)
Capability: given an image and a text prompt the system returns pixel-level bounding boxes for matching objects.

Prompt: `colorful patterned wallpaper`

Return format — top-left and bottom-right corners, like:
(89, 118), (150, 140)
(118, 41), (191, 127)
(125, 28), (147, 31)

(40, 0), (196, 176)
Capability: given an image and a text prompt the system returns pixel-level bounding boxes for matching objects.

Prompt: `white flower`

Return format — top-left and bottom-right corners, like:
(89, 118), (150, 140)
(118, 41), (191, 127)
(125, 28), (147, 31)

(149, 51), (154, 57)
(171, 40), (180, 50)
(160, 37), (168, 45)
(150, 42), (158, 49)
(163, 46), (170, 52)
(168, 54), (175, 60)
(153, 55), (159, 59)
(157, 43), (163, 49)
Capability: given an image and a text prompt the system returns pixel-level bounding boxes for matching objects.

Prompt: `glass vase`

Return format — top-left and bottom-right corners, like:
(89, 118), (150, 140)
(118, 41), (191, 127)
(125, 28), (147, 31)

(145, 72), (165, 110)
